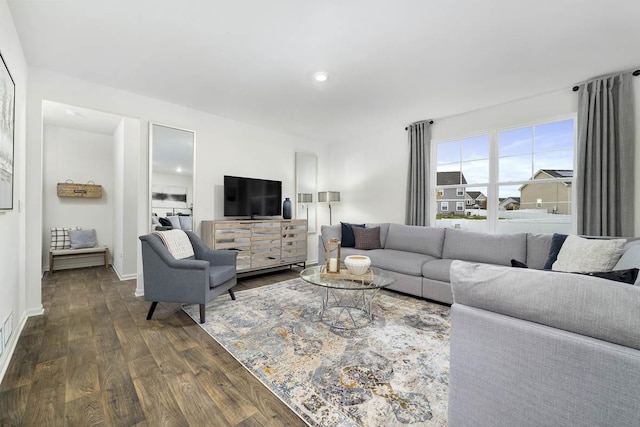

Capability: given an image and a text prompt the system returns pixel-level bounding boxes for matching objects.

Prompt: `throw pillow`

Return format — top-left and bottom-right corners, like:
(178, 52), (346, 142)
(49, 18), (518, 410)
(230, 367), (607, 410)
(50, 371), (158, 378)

(580, 268), (639, 285)
(69, 229), (98, 249)
(158, 217), (172, 227)
(511, 259), (528, 268)
(552, 235), (626, 273)
(353, 226), (382, 250)
(167, 216), (182, 230)
(341, 222), (364, 247)
(50, 227), (80, 250)
(543, 233), (568, 269)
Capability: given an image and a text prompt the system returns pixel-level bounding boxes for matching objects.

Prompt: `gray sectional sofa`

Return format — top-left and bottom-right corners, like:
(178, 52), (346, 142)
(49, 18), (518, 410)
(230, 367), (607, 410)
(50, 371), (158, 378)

(318, 223), (554, 304)
(320, 223), (640, 426)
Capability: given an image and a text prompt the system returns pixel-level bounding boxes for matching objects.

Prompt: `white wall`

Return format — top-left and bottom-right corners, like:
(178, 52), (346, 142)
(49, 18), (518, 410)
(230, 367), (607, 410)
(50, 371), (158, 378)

(25, 67), (328, 300)
(112, 118), (125, 276)
(42, 125), (114, 270)
(330, 85), (640, 236)
(0, 0), (30, 382)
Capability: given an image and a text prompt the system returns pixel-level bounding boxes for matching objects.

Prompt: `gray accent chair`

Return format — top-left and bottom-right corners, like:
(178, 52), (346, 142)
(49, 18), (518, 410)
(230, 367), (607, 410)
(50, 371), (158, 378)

(139, 231), (238, 323)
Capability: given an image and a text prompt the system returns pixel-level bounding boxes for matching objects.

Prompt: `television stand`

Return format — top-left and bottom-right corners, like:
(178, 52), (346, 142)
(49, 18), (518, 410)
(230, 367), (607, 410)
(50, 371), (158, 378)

(201, 219), (307, 274)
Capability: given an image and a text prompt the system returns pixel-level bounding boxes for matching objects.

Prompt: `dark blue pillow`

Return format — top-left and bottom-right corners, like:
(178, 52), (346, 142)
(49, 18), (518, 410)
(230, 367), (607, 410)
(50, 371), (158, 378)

(340, 222), (364, 247)
(543, 233), (568, 270)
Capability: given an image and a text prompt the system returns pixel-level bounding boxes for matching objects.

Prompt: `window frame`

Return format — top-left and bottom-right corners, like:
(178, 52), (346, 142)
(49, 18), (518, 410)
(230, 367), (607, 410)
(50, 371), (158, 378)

(431, 114), (577, 233)
(440, 201), (449, 211)
(456, 201), (464, 211)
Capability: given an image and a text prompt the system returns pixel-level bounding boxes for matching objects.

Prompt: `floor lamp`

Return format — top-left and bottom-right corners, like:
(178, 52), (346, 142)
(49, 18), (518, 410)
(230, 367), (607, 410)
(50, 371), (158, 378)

(297, 192), (313, 223)
(318, 191), (340, 225)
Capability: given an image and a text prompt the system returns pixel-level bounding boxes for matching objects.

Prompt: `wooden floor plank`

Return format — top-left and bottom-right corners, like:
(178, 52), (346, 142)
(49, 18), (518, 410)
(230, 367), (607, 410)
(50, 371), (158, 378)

(65, 392), (105, 427)
(23, 357), (67, 426)
(65, 337), (100, 402)
(0, 384), (30, 426)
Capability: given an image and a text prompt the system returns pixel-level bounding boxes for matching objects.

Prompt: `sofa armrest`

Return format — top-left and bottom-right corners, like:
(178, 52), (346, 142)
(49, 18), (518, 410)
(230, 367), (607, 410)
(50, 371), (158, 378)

(450, 260), (640, 350)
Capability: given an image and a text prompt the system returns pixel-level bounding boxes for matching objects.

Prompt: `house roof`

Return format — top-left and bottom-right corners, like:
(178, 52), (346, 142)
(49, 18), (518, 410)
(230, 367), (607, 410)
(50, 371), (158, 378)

(465, 191), (485, 200)
(537, 169), (573, 179)
(437, 171), (467, 186)
(499, 197), (521, 203)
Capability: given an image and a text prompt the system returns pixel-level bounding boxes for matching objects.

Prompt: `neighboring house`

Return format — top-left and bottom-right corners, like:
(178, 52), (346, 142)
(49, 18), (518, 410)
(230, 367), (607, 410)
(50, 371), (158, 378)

(519, 170), (573, 214)
(436, 171), (467, 214)
(465, 191), (487, 209)
(499, 197), (520, 210)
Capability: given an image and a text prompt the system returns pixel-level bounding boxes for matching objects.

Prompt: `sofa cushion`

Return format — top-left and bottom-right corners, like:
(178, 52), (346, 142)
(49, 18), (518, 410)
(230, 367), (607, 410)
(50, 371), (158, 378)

(450, 261), (640, 351)
(384, 224), (444, 258)
(443, 228), (526, 266)
(353, 226), (382, 250)
(552, 235), (626, 273)
(614, 244), (640, 285)
(340, 222), (364, 247)
(320, 224), (341, 249)
(367, 249), (436, 276)
(525, 233), (553, 270)
(366, 223), (390, 247)
(209, 265), (236, 288)
(421, 259), (455, 282)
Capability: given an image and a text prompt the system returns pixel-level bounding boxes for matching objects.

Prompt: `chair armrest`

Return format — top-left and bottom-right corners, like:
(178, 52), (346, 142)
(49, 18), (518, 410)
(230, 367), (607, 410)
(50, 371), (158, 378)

(186, 231), (238, 267)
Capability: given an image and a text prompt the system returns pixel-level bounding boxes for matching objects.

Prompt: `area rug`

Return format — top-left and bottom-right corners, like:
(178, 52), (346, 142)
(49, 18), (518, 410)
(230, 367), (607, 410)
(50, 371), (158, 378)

(183, 278), (450, 426)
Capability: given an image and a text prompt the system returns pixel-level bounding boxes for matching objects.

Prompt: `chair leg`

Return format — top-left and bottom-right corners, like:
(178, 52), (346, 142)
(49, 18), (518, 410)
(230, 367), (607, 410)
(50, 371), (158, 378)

(199, 304), (206, 324)
(146, 302), (158, 320)
(229, 289), (236, 300)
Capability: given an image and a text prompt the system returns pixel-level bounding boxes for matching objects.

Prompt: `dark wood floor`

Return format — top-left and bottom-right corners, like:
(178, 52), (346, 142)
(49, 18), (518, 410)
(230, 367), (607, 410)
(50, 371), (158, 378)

(0, 266), (307, 427)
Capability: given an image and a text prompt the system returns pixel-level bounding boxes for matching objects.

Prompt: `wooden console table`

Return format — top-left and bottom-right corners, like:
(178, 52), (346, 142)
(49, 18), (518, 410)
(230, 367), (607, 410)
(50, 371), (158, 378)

(201, 219), (307, 274)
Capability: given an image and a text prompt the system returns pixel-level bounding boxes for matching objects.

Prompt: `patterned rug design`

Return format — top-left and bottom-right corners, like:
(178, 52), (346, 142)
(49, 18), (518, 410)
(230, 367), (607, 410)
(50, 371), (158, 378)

(183, 278), (450, 426)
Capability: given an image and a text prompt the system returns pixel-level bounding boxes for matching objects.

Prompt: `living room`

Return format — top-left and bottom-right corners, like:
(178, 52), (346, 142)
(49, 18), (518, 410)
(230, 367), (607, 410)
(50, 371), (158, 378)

(1, 1), (640, 426)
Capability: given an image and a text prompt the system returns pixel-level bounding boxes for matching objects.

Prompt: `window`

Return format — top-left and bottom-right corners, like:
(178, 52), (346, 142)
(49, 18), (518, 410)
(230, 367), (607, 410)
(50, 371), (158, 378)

(434, 118), (575, 234)
(440, 202), (448, 211)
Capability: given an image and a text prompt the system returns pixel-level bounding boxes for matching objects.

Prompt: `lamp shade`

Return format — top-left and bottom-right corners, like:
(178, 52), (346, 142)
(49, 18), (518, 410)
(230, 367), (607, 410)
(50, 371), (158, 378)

(318, 191), (340, 203)
(297, 193), (313, 203)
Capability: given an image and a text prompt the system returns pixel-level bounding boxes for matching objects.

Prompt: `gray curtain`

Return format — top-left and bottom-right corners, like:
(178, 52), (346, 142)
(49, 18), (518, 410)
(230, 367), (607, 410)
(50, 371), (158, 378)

(405, 121), (432, 226)
(576, 72), (635, 236)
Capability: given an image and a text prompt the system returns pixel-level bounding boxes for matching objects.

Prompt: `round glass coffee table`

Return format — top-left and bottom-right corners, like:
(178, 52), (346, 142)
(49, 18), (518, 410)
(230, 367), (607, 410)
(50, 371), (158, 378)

(300, 266), (394, 329)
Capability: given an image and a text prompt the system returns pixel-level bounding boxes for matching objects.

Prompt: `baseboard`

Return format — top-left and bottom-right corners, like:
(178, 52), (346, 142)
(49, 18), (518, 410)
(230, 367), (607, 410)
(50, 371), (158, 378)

(0, 308), (40, 384)
(111, 264), (137, 282)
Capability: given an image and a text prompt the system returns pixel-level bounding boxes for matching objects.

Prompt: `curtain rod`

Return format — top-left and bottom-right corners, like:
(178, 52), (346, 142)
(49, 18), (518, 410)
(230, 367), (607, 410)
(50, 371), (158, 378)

(404, 120), (434, 131)
(572, 69), (640, 92)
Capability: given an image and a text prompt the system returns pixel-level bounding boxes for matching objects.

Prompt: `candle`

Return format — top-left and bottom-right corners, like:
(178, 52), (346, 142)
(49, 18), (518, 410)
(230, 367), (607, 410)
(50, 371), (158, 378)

(329, 258), (338, 272)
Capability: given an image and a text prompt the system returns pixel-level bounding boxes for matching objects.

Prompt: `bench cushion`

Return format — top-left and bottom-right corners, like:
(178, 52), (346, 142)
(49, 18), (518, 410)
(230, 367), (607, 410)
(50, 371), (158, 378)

(51, 246), (108, 255)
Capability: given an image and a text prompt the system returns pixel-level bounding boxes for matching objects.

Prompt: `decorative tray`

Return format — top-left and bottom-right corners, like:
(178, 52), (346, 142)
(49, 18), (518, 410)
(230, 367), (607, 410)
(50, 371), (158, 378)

(319, 266), (373, 281)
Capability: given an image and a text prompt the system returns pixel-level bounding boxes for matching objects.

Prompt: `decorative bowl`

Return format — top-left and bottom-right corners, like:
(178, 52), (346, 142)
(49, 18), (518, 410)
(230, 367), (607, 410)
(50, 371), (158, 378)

(345, 255), (371, 275)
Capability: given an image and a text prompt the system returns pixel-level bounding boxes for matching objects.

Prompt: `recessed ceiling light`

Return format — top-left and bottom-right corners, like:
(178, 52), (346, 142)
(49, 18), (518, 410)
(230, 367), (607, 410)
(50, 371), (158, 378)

(313, 71), (329, 82)
(65, 109), (77, 116)
(176, 167), (182, 173)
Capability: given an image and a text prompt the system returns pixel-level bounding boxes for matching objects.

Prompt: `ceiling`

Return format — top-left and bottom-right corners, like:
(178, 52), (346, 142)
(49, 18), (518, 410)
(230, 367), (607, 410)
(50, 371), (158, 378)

(9, 0), (640, 144)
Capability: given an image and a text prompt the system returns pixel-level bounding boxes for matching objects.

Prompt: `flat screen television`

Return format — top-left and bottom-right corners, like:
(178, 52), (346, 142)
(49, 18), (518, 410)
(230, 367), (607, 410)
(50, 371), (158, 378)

(224, 175), (282, 217)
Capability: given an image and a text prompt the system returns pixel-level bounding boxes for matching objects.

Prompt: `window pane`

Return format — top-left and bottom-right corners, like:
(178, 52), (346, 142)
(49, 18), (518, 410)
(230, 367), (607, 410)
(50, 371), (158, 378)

(499, 154), (533, 182)
(534, 119), (574, 152)
(499, 127), (532, 157)
(533, 149), (573, 173)
(437, 140), (460, 165)
(461, 135), (490, 161)
(461, 159), (489, 184)
(495, 184), (572, 234)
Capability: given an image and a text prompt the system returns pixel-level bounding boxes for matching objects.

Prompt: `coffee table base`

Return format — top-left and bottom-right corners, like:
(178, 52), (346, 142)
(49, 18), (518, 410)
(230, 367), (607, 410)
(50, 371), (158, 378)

(318, 286), (383, 329)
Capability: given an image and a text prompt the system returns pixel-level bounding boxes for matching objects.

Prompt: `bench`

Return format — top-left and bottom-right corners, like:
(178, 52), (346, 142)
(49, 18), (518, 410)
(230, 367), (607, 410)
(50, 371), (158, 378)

(49, 246), (110, 274)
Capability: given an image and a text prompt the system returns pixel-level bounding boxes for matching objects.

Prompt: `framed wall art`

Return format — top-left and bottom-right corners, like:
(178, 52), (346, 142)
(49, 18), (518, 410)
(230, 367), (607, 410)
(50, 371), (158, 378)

(0, 50), (15, 210)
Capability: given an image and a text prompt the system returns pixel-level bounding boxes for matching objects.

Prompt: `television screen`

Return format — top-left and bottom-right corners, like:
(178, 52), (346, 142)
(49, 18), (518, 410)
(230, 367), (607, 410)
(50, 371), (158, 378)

(224, 175), (282, 217)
